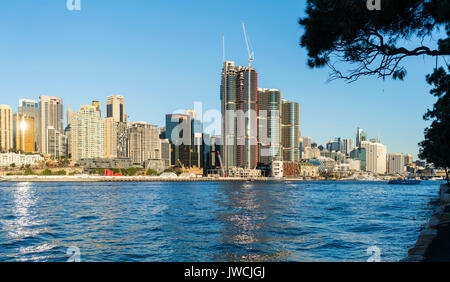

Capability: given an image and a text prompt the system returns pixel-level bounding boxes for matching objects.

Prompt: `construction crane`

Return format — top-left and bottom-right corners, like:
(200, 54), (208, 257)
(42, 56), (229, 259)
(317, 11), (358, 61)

(242, 22), (254, 169)
(217, 151), (226, 177)
(178, 159), (187, 174)
(142, 160), (152, 176)
(117, 163), (123, 176)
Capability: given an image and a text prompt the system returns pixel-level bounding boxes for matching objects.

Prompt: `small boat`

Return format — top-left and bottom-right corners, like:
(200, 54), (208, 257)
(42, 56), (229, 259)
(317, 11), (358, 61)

(388, 179), (421, 185)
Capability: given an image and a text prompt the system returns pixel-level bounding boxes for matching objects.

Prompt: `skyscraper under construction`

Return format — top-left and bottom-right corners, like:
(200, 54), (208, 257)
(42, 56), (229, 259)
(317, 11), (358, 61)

(220, 61), (258, 170)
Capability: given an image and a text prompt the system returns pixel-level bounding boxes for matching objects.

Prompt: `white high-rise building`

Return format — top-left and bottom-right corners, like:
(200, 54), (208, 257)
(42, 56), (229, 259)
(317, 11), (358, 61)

(71, 105), (105, 161)
(388, 153), (406, 175)
(361, 141), (387, 174)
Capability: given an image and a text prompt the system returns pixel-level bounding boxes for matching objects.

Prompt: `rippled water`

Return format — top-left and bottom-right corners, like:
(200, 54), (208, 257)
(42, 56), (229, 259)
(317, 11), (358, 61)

(0, 181), (442, 262)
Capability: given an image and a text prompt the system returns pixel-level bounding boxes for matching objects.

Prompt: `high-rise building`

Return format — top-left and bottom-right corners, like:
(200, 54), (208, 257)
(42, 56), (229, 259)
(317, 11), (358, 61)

(103, 118), (129, 159)
(350, 147), (367, 171)
(92, 101), (101, 113)
(281, 99), (300, 162)
(221, 61), (237, 170)
(0, 105), (13, 152)
(161, 139), (171, 167)
(388, 153), (405, 175)
(356, 127), (367, 148)
(361, 141), (387, 174)
(39, 96), (63, 155)
(71, 105), (104, 161)
(258, 88), (282, 165)
(18, 99), (40, 152)
(404, 154), (413, 166)
(104, 117), (117, 159)
(128, 122), (161, 165)
(343, 139), (354, 156)
(221, 61), (258, 170)
(13, 113), (35, 153)
(105, 95), (126, 123)
(47, 126), (67, 158)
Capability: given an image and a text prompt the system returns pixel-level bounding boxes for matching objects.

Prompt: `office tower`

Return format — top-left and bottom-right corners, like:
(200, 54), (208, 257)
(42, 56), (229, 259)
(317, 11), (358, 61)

(236, 66), (258, 169)
(165, 113), (190, 144)
(39, 96), (63, 155)
(165, 113), (191, 167)
(350, 147), (367, 171)
(361, 141), (387, 174)
(128, 122), (161, 165)
(370, 138), (381, 143)
(326, 138), (343, 152)
(105, 95), (126, 123)
(221, 61), (237, 170)
(71, 105), (105, 161)
(257, 88), (282, 165)
(404, 154), (413, 166)
(356, 127), (367, 148)
(388, 153), (405, 174)
(13, 113), (35, 153)
(343, 139), (354, 156)
(161, 139), (171, 167)
(18, 99), (40, 152)
(0, 105), (13, 152)
(281, 99), (300, 162)
(47, 126), (67, 158)
(220, 61), (258, 169)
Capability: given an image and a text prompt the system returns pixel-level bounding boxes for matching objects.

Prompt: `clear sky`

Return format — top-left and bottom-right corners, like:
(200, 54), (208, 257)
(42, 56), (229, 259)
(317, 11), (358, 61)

(0, 0), (445, 159)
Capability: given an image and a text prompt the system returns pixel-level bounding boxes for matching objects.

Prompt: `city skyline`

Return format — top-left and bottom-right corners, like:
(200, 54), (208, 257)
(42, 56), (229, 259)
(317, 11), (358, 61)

(0, 1), (443, 159)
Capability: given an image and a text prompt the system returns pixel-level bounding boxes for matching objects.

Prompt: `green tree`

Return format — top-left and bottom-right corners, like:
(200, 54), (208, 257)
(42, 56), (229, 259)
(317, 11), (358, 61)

(24, 168), (35, 175)
(41, 169), (53, 176)
(299, 0), (449, 82)
(419, 66), (450, 184)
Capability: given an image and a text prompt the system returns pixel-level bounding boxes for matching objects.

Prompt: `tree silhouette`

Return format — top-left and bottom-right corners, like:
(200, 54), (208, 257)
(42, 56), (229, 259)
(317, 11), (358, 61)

(299, 0), (449, 82)
(419, 66), (450, 184)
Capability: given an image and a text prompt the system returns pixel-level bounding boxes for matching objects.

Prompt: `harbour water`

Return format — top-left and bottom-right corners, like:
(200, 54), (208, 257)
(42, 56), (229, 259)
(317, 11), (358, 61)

(0, 181), (442, 262)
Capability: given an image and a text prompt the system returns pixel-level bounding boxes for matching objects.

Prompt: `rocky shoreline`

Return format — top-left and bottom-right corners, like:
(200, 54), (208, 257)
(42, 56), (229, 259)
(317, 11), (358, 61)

(402, 183), (450, 262)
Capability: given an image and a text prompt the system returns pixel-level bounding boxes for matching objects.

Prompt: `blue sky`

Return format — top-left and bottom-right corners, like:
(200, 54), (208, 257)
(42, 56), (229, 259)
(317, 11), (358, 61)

(0, 0), (445, 159)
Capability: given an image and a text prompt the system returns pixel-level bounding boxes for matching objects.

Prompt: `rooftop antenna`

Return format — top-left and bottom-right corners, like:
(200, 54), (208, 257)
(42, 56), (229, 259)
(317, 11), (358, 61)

(242, 21), (255, 169)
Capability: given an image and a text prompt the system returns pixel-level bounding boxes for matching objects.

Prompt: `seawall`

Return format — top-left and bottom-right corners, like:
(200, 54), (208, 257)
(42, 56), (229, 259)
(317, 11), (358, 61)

(402, 183), (450, 262)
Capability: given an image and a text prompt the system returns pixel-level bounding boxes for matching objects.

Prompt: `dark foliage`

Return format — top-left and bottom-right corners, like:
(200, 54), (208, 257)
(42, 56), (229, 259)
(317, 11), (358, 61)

(299, 0), (450, 81)
(419, 66), (450, 183)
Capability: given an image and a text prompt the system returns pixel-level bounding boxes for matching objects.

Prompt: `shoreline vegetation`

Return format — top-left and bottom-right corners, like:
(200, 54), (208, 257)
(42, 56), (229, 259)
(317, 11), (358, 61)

(0, 175), (378, 182)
